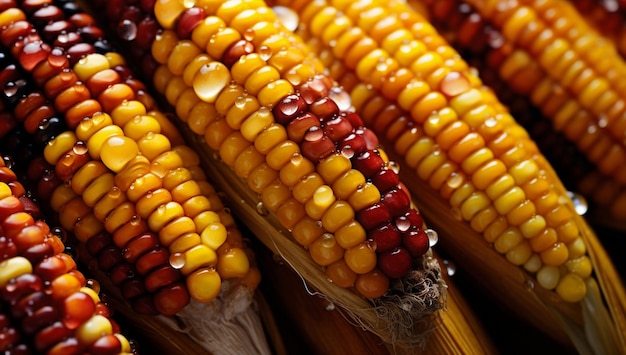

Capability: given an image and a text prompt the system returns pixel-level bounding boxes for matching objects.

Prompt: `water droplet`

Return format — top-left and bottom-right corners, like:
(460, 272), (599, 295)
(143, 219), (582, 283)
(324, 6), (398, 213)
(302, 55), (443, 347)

(340, 145), (355, 158)
(73, 141), (88, 155)
(388, 161), (400, 174)
(290, 152), (303, 165)
(321, 233), (335, 248)
(524, 279), (535, 291)
(2, 156), (14, 168)
(193, 62), (231, 103)
(130, 215), (141, 226)
(235, 95), (247, 108)
(328, 86), (351, 111)
(366, 239), (377, 251)
(567, 191), (588, 215)
(446, 173), (463, 189)
(325, 302), (335, 311)
(48, 49), (67, 67)
(243, 28), (255, 41)
(259, 45), (272, 61)
(304, 126), (323, 141)
(256, 202), (269, 216)
(484, 117), (498, 127)
(60, 69), (74, 81)
(3, 82), (18, 97)
(587, 124), (597, 134)
(151, 161), (167, 178)
(395, 216), (411, 232)
(598, 115), (608, 128)
(109, 187), (121, 198)
(86, 279), (101, 293)
(443, 259), (456, 276)
(117, 19), (137, 41)
(169, 253), (186, 269)
(273, 6), (299, 32)
(426, 229), (438, 247)
(285, 70), (303, 86)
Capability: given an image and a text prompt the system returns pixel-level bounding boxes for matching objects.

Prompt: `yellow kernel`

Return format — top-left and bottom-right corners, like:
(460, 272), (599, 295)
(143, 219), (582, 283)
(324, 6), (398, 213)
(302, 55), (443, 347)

(292, 217), (324, 247)
(348, 183), (381, 212)
(220, 132), (251, 167)
(509, 159), (539, 185)
(470, 206), (498, 233)
(449, 182), (474, 208)
(485, 173), (516, 200)
(217, 247), (250, 279)
(72, 162), (110, 196)
(494, 227), (523, 254)
(355, 269), (389, 299)
(110, 100), (147, 127)
(332, 170), (366, 200)
(44, 131), (77, 165)
(335, 220), (366, 249)
(257, 79), (294, 108)
(226, 94), (260, 130)
(506, 241), (533, 265)
(74, 53), (110, 81)
(187, 267), (221, 302)
(305, 186), (336, 220)
(276, 198), (305, 231)
(556, 273), (587, 303)
(200, 223), (227, 250)
(76, 315), (112, 346)
(537, 265), (560, 290)
(344, 242), (376, 274)
(247, 163), (278, 194)
(309, 234), (344, 266)
(149, 202), (185, 231)
(191, 16), (226, 49)
(179, 244), (218, 275)
(523, 254), (543, 273)
(280, 157), (315, 187)
(460, 191), (490, 221)
(556, 220), (580, 244)
(472, 160), (506, 190)
(460, 147), (493, 175)
(0, 257), (32, 288)
(169, 232), (201, 253)
(206, 27), (242, 59)
(241, 107), (274, 142)
(317, 153), (352, 184)
(234, 146), (265, 178)
(293, 174), (324, 204)
(566, 256), (592, 279)
(261, 181), (291, 212)
(506, 200), (536, 226)
(193, 62), (231, 103)
(519, 214), (547, 239)
(493, 186), (526, 215)
(205, 119), (234, 151)
(483, 216), (508, 244)
(540, 242), (569, 266)
(322, 201), (354, 233)
(326, 259), (357, 288)
(168, 40), (202, 76)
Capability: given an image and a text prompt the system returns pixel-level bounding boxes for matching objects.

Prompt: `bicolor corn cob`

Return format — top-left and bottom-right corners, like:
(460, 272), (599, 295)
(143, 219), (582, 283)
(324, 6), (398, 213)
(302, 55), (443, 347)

(417, 0), (626, 227)
(90, 0), (448, 348)
(273, 0), (626, 352)
(0, 154), (134, 354)
(0, 2), (270, 354)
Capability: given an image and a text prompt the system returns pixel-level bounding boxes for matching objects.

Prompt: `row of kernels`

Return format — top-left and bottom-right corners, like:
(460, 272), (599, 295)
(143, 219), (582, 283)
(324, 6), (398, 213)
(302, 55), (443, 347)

(570, 0), (626, 58)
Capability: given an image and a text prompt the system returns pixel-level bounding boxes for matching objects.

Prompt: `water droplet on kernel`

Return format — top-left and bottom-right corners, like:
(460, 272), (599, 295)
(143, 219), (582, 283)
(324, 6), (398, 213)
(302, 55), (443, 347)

(169, 253), (186, 269)
(290, 152), (303, 165)
(259, 46), (272, 61)
(109, 186), (121, 198)
(426, 229), (438, 247)
(73, 141), (88, 155)
(388, 160), (400, 174)
(328, 86), (351, 111)
(86, 279), (101, 293)
(524, 279), (535, 291)
(484, 117), (498, 128)
(446, 173), (463, 189)
(256, 202), (269, 216)
(118, 19), (137, 41)
(321, 233), (335, 248)
(340, 145), (354, 158)
(304, 126), (323, 141)
(325, 302), (335, 311)
(272, 6), (299, 32)
(193, 62), (231, 103)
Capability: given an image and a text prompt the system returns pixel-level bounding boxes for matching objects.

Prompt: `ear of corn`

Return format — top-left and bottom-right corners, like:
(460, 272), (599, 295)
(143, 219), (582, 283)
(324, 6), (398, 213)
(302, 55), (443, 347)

(0, 155), (135, 354)
(0, 3), (271, 354)
(273, 0), (626, 352)
(417, 0), (626, 232)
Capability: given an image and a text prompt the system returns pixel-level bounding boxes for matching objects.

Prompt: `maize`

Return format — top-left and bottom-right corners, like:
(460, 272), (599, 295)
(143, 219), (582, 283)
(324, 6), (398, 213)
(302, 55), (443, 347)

(418, 0), (626, 226)
(0, 154), (134, 354)
(274, 0), (626, 351)
(571, 0), (626, 59)
(90, 0), (448, 349)
(0, 3), (270, 354)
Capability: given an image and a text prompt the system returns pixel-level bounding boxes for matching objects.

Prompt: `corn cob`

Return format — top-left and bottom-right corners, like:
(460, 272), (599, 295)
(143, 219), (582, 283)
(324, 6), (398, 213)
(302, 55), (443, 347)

(273, 0), (626, 352)
(86, 0), (453, 350)
(0, 3), (270, 354)
(417, 0), (626, 231)
(416, 0), (626, 231)
(0, 154), (135, 354)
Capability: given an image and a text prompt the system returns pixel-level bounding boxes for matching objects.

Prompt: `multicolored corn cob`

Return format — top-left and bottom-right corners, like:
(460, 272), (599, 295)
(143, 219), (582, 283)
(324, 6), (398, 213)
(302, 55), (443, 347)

(87, 0), (449, 349)
(0, 154), (134, 354)
(0, 2), (270, 354)
(271, 0), (626, 352)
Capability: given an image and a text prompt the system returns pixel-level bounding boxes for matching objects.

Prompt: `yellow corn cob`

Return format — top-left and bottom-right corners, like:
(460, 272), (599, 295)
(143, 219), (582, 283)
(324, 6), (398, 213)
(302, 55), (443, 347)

(274, 0), (626, 352)
(0, 4), (271, 354)
(416, 0), (626, 231)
